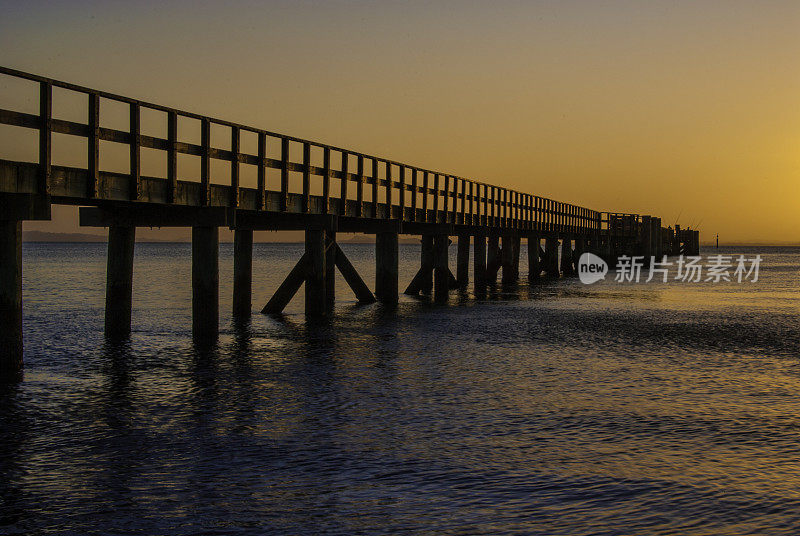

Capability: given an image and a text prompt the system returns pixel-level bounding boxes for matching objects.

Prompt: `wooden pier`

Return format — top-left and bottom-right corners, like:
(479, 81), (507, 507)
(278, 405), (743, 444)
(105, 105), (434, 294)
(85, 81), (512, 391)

(0, 67), (698, 378)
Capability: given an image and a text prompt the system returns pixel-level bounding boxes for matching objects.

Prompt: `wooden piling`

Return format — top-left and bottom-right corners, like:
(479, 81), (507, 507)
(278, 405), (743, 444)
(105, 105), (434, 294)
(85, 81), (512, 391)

(528, 236), (541, 281)
(0, 220), (22, 379)
(192, 226), (219, 342)
(375, 231), (398, 305)
(473, 232), (487, 293)
(305, 229), (327, 317)
(232, 229), (253, 317)
(456, 234), (470, 288)
(105, 225), (136, 338)
(544, 237), (559, 277)
(573, 238), (584, 272)
(326, 231), (336, 310)
(501, 234), (515, 283)
(434, 234), (449, 303)
(487, 233), (500, 283)
(560, 239), (573, 275)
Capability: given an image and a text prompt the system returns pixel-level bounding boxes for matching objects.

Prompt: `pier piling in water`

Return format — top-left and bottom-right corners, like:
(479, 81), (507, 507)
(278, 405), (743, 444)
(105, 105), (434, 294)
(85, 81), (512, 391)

(528, 236), (541, 281)
(375, 231), (399, 305)
(0, 219), (22, 378)
(544, 237), (559, 277)
(433, 234), (449, 303)
(473, 232), (487, 294)
(457, 234), (470, 288)
(105, 225), (136, 338)
(305, 229), (327, 317)
(192, 226), (219, 341)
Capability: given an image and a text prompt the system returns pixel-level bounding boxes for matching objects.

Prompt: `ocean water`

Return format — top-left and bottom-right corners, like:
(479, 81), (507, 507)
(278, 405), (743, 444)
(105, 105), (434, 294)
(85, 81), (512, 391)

(1, 243), (799, 535)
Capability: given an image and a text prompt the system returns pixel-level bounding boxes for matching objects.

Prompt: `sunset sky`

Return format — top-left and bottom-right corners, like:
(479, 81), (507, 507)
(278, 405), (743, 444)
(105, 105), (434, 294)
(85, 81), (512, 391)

(1, 0), (798, 243)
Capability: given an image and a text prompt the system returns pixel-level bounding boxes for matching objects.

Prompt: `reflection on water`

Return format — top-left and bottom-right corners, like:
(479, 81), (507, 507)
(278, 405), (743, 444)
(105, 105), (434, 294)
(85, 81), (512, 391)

(1, 244), (800, 534)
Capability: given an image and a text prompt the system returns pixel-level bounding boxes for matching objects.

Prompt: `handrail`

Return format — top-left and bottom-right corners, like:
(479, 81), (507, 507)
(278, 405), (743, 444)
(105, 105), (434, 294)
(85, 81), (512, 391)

(0, 66), (608, 234)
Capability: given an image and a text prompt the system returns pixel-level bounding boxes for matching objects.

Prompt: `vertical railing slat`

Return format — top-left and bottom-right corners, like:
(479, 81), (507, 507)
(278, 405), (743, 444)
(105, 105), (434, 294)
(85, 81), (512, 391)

(385, 162), (392, 219)
(230, 125), (240, 208)
(433, 174), (440, 223)
(257, 132), (266, 210)
(340, 152), (349, 216)
(398, 164), (405, 221)
(302, 142), (311, 213)
(166, 110), (177, 203)
(422, 171), (429, 222)
(38, 81), (52, 196)
(129, 102), (140, 201)
(356, 155), (364, 217)
(322, 147), (331, 215)
(411, 168), (418, 221)
(200, 118), (210, 206)
(371, 158), (378, 217)
(280, 137), (289, 212)
(88, 94), (100, 198)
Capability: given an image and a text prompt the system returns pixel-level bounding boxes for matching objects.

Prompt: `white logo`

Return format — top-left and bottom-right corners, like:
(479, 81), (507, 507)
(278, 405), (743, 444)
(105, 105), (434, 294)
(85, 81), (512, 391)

(578, 252), (608, 284)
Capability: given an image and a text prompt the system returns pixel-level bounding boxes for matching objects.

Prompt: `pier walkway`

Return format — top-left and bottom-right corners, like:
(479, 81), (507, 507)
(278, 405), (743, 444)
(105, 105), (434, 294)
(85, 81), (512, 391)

(0, 67), (699, 377)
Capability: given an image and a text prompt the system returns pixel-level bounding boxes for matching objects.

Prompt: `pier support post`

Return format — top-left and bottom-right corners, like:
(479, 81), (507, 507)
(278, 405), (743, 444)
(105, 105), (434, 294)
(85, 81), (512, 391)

(573, 238), (584, 271)
(473, 232), (487, 294)
(192, 226), (219, 342)
(232, 228), (253, 317)
(544, 237), (559, 277)
(501, 234), (516, 283)
(512, 235), (521, 281)
(640, 216), (652, 265)
(375, 231), (398, 305)
(305, 229), (327, 317)
(105, 225), (136, 339)
(528, 235), (541, 281)
(326, 231), (336, 310)
(0, 220), (22, 379)
(434, 234), (449, 303)
(561, 239), (574, 275)
(456, 234), (470, 289)
(487, 233), (501, 283)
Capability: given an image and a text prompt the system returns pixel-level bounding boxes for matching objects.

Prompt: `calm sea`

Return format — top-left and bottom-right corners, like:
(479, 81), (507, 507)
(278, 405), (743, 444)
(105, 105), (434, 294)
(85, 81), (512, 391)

(1, 243), (799, 535)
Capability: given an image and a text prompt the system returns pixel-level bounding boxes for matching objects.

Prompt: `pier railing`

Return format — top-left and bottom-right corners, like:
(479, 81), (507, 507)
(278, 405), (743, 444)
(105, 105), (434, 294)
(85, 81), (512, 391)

(0, 66), (601, 235)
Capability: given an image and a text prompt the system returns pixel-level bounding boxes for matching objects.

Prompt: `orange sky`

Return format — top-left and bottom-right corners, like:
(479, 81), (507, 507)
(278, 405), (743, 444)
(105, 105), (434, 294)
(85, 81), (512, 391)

(1, 1), (799, 243)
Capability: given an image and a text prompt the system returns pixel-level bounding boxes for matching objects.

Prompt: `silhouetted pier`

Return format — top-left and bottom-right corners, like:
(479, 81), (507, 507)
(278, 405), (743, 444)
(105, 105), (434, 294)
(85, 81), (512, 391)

(0, 67), (699, 378)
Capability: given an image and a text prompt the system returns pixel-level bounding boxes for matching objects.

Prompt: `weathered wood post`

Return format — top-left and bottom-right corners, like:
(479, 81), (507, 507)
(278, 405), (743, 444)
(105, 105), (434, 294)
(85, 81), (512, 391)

(573, 238), (584, 272)
(501, 234), (522, 283)
(192, 226), (219, 342)
(640, 216), (652, 265)
(105, 225), (136, 338)
(487, 233), (501, 283)
(473, 232), (486, 294)
(232, 228), (253, 317)
(0, 219), (22, 379)
(456, 234), (470, 289)
(375, 231), (398, 305)
(420, 234), (434, 295)
(544, 237), (559, 277)
(560, 239), (573, 275)
(528, 235), (541, 282)
(325, 230), (336, 310)
(654, 218), (662, 258)
(305, 228), (327, 316)
(434, 234), (449, 303)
